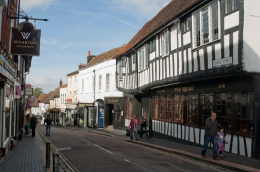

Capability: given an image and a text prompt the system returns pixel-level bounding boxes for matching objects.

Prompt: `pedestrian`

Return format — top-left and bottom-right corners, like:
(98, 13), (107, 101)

(129, 115), (139, 141)
(140, 112), (149, 139)
(201, 112), (219, 160)
(24, 114), (31, 136)
(30, 114), (38, 137)
(217, 128), (228, 158)
(65, 118), (69, 127)
(44, 114), (52, 136)
(56, 116), (59, 126)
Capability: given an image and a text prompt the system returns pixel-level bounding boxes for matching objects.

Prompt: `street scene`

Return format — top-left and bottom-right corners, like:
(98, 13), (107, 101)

(0, 0), (260, 171)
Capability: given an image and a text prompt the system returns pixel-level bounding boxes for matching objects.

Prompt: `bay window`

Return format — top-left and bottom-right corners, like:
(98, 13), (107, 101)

(193, 0), (219, 48)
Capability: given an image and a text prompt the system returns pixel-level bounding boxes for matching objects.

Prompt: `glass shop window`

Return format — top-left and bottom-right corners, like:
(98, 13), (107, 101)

(200, 93), (214, 127)
(186, 94), (199, 125)
(235, 92), (254, 134)
(158, 96), (165, 120)
(152, 96), (159, 119)
(215, 93), (232, 131)
(165, 95), (172, 121)
(173, 95), (184, 123)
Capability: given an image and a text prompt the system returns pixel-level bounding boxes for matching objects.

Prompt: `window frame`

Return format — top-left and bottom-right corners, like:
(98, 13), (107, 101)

(192, 0), (221, 49)
(183, 16), (191, 33)
(119, 60), (123, 80)
(81, 79), (84, 93)
(106, 73), (110, 92)
(149, 39), (156, 53)
(138, 44), (148, 71)
(92, 76), (95, 92)
(225, 0), (239, 15)
(132, 54), (136, 64)
(161, 29), (169, 57)
(99, 75), (102, 91)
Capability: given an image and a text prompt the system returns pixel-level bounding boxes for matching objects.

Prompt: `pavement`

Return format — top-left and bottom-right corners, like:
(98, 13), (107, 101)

(59, 125), (260, 172)
(0, 131), (47, 172)
(0, 129), (75, 172)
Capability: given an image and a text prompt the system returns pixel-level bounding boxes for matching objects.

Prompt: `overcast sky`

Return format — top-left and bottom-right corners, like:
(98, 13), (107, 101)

(22, 0), (171, 93)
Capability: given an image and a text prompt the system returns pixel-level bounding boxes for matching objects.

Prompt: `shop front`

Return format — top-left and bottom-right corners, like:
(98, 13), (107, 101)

(150, 75), (257, 158)
(65, 103), (77, 126)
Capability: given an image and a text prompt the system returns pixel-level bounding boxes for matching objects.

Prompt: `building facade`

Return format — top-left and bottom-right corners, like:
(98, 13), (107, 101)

(115, 0), (260, 159)
(78, 46), (125, 129)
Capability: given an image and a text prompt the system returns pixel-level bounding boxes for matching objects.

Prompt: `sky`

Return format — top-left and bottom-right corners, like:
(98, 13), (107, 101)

(22, 0), (171, 93)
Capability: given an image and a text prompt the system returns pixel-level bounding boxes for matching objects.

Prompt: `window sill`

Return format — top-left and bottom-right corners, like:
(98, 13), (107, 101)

(138, 68), (148, 73)
(192, 39), (220, 51)
(119, 79), (123, 81)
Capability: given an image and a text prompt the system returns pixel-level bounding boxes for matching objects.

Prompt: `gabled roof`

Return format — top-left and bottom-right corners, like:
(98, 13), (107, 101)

(86, 45), (125, 68)
(32, 94), (47, 107)
(115, 0), (202, 57)
(43, 91), (54, 104)
(60, 83), (67, 88)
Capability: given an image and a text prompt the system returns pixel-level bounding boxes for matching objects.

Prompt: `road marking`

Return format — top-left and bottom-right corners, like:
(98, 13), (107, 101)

(59, 147), (72, 151)
(124, 159), (153, 172)
(94, 144), (113, 154)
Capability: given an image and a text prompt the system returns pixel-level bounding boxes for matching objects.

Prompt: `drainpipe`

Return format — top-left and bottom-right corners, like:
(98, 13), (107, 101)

(93, 70), (96, 129)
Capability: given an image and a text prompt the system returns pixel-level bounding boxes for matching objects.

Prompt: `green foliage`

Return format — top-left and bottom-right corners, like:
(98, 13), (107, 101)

(33, 87), (43, 98)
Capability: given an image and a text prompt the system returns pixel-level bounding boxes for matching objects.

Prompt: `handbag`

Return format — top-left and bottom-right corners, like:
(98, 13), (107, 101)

(126, 129), (131, 136)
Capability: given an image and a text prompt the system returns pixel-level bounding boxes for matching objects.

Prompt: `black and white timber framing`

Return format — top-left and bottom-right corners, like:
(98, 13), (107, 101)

(115, 0), (260, 159)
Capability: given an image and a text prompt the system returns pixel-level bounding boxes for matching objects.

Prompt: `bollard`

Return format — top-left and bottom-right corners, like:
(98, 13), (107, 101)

(53, 152), (60, 172)
(46, 142), (51, 168)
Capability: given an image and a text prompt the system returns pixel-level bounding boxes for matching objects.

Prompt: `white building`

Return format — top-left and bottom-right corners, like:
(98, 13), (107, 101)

(59, 84), (67, 126)
(78, 46), (125, 128)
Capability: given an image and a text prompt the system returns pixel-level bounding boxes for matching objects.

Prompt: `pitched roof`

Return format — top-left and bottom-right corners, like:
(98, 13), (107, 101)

(32, 94), (47, 107)
(43, 91), (54, 104)
(86, 45), (126, 68)
(115, 0), (202, 56)
(60, 83), (67, 88)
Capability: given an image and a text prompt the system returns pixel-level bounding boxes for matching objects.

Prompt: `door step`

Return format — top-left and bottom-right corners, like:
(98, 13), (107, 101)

(106, 125), (113, 131)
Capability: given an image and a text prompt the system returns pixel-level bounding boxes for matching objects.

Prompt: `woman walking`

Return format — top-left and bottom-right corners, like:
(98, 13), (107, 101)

(129, 115), (139, 141)
(24, 114), (31, 136)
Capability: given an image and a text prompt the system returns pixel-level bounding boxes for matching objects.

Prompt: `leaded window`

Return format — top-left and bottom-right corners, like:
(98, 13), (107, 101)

(173, 95), (184, 123)
(183, 17), (191, 32)
(193, 1), (219, 48)
(119, 60), (123, 79)
(150, 39), (156, 52)
(132, 54), (136, 64)
(215, 93), (232, 131)
(226, 0), (239, 14)
(138, 45), (148, 71)
(200, 93), (213, 126)
(161, 29), (169, 57)
(159, 96), (165, 120)
(235, 92), (254, 134)
(186, 94), (199, 125)
(166, 95), (172, 121)
(152, 96), (159, 119)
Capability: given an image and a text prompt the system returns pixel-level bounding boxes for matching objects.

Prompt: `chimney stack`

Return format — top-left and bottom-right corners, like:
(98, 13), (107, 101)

(87, 50), (95, 64)
(59, 79), (62, 87)
(88, 51), (90, 56)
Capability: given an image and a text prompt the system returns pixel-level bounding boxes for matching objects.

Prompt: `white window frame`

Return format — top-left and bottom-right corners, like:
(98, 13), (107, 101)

(106, 73), (110, 92)
(161, 29), (169, 57)
(192, 0), (220, 49)
(81, 79), (84, 93)
(92, 76), (95, 92)
(119, 60), (123, 80)
(99, 75), (102, 90)
(138, 44), (148, 71)
(74, 76), (77, 86)
(70, 77), (72, 87)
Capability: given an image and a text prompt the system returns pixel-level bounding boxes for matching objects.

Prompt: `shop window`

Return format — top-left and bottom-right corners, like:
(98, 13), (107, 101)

(186, 94), (199, 125)
(200, 93), (213, 126)
(235, 92), (254, 134)
(126, 98), (134, 119)
(173, 95), (184, 123)
(158, 96), (165, 120)
(152, 96), (159, 119)
(215, 93), (232, 131)
(165, 95), (172, 121)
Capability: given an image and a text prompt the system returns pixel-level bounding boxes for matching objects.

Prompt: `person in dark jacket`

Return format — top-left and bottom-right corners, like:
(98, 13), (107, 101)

(201, 112), (219, 160)
(44, 114), (52, 136)
(30, 114), (38, 137)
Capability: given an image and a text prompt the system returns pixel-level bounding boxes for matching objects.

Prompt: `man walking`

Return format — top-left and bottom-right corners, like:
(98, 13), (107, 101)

(201, 112), (219, 160)
(56, 116), (59, 126)
(44, 114), (52, 136)
(140, 112), (149, 139)
(30, 114), (37, 137)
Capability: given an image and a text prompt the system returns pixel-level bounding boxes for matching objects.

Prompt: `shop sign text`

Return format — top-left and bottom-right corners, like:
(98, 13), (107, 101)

(175, 86), (194, 92)
(108, 99), (119, 103)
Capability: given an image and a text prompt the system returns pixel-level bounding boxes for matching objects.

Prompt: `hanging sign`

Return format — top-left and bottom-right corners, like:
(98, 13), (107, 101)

(10, 21), (41, 56)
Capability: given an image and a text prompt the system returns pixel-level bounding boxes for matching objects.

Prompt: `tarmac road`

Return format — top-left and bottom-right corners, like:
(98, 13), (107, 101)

(37, 125), (221, 172)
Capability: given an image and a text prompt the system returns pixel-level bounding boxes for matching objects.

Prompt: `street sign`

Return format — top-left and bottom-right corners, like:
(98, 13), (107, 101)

(25, 88), (33, 95)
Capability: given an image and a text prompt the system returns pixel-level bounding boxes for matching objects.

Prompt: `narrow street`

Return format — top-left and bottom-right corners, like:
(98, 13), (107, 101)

(37, 125), (222, 172)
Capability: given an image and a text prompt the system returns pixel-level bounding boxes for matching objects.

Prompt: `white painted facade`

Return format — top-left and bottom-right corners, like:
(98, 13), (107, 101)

(60, 86), (67, 125)
(78, 59), (124, 125)
(67, 72), (79, 104)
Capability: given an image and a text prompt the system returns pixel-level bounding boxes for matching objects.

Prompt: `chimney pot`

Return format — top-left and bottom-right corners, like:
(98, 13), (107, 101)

(88, 51), (90, 56)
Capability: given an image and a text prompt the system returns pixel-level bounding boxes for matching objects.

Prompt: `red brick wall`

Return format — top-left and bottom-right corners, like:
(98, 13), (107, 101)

(1, 0), (18, 53)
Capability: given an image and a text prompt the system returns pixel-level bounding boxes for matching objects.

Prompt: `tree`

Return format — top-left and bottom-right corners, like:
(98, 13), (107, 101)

(33, 87), (43, 98)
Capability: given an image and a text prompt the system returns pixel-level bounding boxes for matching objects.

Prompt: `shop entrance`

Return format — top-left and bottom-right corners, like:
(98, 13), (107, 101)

(113, 105), (122, 129)
(98, 105), (104, 128)
(105, 104), (113, 126)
